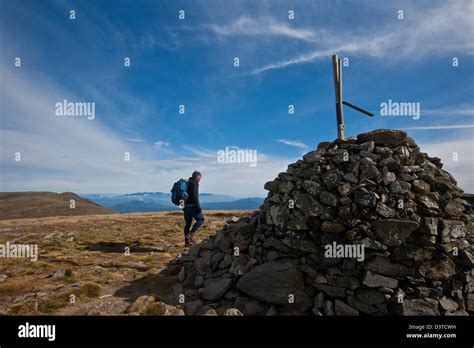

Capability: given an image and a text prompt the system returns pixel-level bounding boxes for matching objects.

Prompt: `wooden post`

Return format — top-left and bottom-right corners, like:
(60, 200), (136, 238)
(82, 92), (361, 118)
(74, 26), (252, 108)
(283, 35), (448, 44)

(332, 54), (345, 140)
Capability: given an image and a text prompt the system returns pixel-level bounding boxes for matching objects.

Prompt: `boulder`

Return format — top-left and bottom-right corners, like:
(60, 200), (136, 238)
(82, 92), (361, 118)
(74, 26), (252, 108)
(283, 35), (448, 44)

(372, 219), (419, 247)
(236, 261), (308, 305)
(357, 129), (407, 146)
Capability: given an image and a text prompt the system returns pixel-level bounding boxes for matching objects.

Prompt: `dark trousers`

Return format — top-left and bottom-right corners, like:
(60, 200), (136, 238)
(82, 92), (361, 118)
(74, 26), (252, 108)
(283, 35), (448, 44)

(183, 205), (205, 236)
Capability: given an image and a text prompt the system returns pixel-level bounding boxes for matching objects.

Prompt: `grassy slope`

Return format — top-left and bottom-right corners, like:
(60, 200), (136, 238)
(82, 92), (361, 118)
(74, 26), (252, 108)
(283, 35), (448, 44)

(0, 210), (250, 315)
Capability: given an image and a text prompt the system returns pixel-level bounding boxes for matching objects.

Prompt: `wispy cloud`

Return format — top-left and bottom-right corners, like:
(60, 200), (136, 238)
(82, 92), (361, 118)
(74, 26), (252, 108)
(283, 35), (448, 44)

(181, 145), (216, 158)
(125, 138), (145, 142)
(277, 139), (309, 149)
(405, 124), (474, 130)
(153, 140), (170, 148)
(205, 16), (319, 42)
(208, 1), (474, 76)
(136, 32), (181, 51)
(423, 105), (474, 117)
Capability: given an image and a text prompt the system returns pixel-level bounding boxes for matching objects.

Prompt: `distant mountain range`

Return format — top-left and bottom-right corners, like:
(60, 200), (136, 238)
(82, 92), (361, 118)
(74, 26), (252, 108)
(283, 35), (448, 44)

(82, 192), (264, 213)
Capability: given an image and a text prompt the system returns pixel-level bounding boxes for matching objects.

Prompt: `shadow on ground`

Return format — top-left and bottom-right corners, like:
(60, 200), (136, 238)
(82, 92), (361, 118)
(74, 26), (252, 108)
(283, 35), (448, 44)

(85, 241), (165, 253)
(113, 255), (181, 305)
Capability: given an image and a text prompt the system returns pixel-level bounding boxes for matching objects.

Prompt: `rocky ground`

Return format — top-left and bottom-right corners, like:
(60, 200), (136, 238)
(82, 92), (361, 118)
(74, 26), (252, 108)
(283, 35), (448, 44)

(0, 211), (248, 315)
(172, 130), (474, 316)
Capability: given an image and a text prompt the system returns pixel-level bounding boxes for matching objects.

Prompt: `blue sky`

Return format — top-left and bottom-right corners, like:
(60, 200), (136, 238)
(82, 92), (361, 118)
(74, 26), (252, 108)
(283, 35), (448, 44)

(1, 0), (473, 196)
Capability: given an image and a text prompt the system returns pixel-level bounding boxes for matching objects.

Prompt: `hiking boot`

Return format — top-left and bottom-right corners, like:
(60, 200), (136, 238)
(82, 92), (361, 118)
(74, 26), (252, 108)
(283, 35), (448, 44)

(188, 233), (197, 244)
(185, 235), (195, 247)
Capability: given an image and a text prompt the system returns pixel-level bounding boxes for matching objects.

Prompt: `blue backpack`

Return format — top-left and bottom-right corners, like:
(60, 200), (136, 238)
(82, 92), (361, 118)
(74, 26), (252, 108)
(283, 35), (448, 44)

(171, 178), (188, 205)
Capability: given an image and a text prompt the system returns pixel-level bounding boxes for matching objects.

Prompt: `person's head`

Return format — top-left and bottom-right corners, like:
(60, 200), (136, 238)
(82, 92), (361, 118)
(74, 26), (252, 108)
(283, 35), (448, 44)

(192, 170), (202, 183)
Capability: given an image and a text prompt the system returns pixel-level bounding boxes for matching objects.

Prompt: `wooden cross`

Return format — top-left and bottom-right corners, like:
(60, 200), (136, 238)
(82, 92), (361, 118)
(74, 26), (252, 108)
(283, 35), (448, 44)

(332, 54), (374, 140)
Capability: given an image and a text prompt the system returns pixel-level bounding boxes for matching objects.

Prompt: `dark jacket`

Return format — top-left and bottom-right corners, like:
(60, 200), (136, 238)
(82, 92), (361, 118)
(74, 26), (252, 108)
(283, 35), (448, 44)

(185, 177), (201, 211)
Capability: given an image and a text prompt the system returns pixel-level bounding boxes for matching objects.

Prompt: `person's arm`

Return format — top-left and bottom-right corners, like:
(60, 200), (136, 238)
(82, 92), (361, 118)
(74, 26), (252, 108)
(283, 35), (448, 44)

(194, 182), (201, 212)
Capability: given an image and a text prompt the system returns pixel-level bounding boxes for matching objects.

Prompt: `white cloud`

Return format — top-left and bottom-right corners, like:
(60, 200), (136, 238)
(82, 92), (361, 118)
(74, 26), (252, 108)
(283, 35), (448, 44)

(277, 139), (309, 149)
(419, 137), (474, 193)
(405, 125), (474, 130)
(181, 145), (216, 158)
(211, 1), (474, 75)
(423, 105), (474, 117)
(205, 16), (318, 42)
(0, 67), (295, 196)
(153, 140), (170, 148)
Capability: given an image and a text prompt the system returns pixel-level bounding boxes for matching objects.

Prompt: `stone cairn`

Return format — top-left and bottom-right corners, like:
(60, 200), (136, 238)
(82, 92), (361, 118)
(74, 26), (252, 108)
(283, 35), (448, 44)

(169, 129), (473, 316)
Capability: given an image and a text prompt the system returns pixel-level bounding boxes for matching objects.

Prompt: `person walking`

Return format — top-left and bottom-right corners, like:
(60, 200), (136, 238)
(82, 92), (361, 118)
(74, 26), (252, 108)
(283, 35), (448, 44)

(183, 171), (205, 246)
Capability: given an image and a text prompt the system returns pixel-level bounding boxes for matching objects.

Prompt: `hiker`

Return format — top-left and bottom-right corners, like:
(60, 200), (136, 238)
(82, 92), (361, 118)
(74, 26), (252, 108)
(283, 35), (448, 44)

(183, 171), (205, 246)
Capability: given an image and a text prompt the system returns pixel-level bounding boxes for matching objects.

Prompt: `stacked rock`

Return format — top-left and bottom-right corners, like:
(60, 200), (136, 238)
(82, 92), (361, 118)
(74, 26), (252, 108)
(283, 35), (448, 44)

(170, 129), (473, 316)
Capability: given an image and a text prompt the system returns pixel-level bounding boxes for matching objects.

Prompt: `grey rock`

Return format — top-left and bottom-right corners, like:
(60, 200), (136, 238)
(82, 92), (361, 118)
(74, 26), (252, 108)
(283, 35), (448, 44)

(372, 219), (420, 247)
(335, 299), (359, 316)
(264, 180), (280, 192)
(362, 271), (398, 288)
(321, 221), (346, 234)
(282, 236), (318, 253)
(354, 192), (378, 208)
(295, 192), (324, 217)
(279, 181), (295, 194)
(322, 300), (334, 316)
(302, 180), (322, 196)
(200, 278), (232, 301)
(375, 202), (396, 218)
(313, 292), (325, 308)
(203, 309), (218, 316)
(393, 298), (440, 316)
(440, 219), (465, 243)
(416, 195), (439, 211)
(300, 264), (318, 278)
(420, 217), (438, 236)
(326, 275), (360, 290)
(287, 215), (308, 230)
(363, 256), (411, 277)
(357, 129), (407, 146)
(184, 300), (203, 315)
(177, 267), (185, 283)
(343, 172), (358, 184)
(412, 180), (430, 194)
(322, 169), (342, 189)
(439, 296), (459, 312)
(419, 258), (455, 280)
(223, 308), (244, 316)
(265, 306), (278, 316)
(236, 261), (309, 305)
(266, 250), (279, 262)
(355, 287), (386, 305)
(360, 165), (381, 180)
(303, 150), (318, 163)
(313, 284), (347, 297)
(382, 172), (396, 185)
(320, 191), (338, 207)
(347, 295), (377, 314)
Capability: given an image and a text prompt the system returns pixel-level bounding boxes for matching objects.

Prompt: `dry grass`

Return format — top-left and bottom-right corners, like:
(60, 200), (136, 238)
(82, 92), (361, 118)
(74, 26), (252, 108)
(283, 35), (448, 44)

(0, 210), (250, 315)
